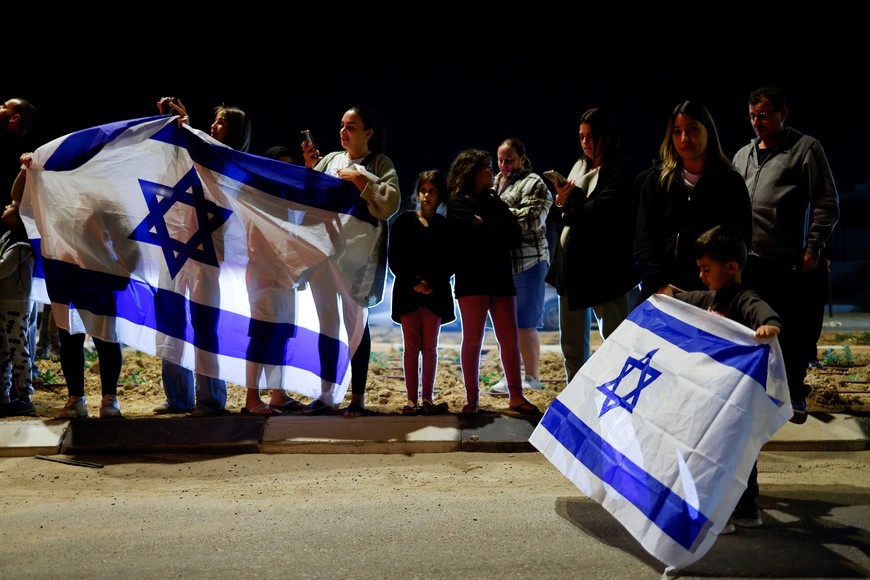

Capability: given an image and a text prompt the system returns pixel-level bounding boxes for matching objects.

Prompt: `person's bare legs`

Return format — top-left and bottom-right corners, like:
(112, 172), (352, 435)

(518, 327), (540, 380)
(457, 295), (489, 410)
(489, 296), (532, 410)
(244, 387), (275, 414)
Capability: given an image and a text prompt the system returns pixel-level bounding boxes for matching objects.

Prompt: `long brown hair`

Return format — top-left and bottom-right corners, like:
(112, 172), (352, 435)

(657, 100), (731, 190)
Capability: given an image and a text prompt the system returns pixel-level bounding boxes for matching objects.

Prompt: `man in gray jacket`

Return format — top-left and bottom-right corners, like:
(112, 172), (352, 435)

(732, 87), (839, 425)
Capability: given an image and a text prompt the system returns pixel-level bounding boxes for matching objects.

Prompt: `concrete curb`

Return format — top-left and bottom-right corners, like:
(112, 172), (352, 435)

(0, 411), (867, 457)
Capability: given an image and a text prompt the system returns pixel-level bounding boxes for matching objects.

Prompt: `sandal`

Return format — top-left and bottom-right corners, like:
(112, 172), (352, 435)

(269, 397), (306, 413)
(402, 404), (419, 416)
(241, 404), (278, 416)
(420, 400), (447, 415)
(509, 400), (541, 415)
(344, 402), (374, 417)
(304, 399), (333, 416)
(461, 404), (479, 415)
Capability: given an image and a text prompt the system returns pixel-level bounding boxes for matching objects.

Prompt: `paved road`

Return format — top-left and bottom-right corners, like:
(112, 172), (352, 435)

(2, 450), (867, 579)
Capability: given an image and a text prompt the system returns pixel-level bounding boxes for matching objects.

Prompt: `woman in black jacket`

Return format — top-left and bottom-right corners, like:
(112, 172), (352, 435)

(634, 100), (752, 303)
(446, 149), (539, 416)
(546, 108), (640, 383)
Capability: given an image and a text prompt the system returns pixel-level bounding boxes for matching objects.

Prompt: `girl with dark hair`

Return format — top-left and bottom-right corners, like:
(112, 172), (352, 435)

(546, 108), (639, 383)
(153, 97), (253, 417)
(301, 105), (400, 417)
(388, 169), (454, 415)
(446, 149), (540, 416)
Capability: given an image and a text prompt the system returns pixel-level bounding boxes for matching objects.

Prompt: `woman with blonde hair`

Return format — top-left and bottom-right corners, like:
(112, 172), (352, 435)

(634, 100), (752, 303)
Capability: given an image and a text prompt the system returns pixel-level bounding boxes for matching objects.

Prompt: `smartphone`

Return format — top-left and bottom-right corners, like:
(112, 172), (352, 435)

(301, 129), (316, 150)
(544, 170), (567, 187)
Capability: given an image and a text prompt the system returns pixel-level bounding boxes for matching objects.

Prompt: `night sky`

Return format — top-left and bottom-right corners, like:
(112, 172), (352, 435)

(13, 10), (870, 198)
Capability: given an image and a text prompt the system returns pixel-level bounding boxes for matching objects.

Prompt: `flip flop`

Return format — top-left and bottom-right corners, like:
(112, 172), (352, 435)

(421, 400), (448, 415)
(269, 398), (305, 412)
(241, 404), (279, 416)
(304, 399), (333, 416)
(344, 402), (375, 417)
(509, 401), (541, 415)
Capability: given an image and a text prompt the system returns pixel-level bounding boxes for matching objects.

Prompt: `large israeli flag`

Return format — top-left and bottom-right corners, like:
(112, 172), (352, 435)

(530, 294), (792, 571)
(20, 115), (377, 405)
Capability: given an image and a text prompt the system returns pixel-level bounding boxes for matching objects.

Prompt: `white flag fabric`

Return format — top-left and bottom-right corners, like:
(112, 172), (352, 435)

(20, 115), (378, 405)
(530, 294), (792, 571)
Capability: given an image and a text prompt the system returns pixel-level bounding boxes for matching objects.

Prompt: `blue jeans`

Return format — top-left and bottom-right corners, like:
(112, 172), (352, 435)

(161, 359), (226, 412)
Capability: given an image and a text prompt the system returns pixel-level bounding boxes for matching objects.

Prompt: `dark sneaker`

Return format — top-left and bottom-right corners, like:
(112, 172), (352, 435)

(1, 399), (36, 417)
(720, 516), (736, 535)
(789, 399), (807, 425)
(152, 401), (193, 414)
(733, 506), (763, 528)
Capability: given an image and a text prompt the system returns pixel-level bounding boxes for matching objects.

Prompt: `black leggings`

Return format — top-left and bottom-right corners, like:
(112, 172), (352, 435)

(350, 322), (371, 396)
(58, 329), (122, 397)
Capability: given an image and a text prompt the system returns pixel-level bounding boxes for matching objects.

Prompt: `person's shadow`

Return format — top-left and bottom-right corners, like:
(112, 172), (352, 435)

(556, 487), (870, 577)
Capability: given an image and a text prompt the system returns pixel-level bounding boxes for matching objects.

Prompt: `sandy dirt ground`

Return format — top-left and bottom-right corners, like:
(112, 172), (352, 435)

(13, 327), (870, 420)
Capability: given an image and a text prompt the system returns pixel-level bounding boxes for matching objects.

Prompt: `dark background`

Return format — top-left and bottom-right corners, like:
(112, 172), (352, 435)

(12, 10), (870, 196)
(10, 9), (870, 309)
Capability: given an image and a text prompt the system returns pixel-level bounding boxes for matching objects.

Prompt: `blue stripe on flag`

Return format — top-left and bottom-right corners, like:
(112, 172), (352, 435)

(149, 124), (379, 226)
(41, 257), (347, 383)
(629, 299), (770, 389)
(43, 116), (168, 171)
(30, 239), (44, 279)
(39, 116), (377, 226)
(540, 398), (709, 550)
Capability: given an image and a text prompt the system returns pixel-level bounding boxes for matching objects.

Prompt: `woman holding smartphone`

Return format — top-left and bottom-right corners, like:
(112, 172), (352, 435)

(300, 105), (400, 417)
(546, 108), (639, 384)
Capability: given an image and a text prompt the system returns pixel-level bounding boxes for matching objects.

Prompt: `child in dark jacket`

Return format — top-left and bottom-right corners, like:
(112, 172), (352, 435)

(672, 224), (782, 534)
(388, 170), (455, 415)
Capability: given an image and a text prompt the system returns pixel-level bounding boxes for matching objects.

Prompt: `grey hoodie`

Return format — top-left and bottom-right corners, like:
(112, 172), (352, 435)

(732, 127), (839, 263)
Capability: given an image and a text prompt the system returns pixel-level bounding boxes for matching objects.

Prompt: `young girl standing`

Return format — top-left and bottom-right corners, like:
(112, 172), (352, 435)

(388, 170), (454, 415)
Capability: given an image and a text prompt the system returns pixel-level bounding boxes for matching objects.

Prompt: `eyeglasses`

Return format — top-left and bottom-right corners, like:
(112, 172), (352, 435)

(747, 111), (777, 122)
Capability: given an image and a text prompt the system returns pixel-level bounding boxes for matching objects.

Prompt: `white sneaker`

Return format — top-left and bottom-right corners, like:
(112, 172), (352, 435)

(58, 396), (88, 419)
(720, 516), (736, 535)
(523, 376), (543, 391)
(100, 395), (122, 418)
(488, 377), (508, 397)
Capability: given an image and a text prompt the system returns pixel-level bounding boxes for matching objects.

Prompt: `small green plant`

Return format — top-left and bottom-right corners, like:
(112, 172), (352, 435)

(369, 352), (388, 368)
(84, 348), (99, 362)
(481, 372), (501, 387)
(37, 367), (60, 385)
(120, 369), (144, 385)
(822, 345), (855, 366)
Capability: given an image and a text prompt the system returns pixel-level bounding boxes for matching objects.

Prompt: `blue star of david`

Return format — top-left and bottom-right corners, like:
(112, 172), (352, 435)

(596, 349), (662, 417)
(129, 167), (232, 278)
